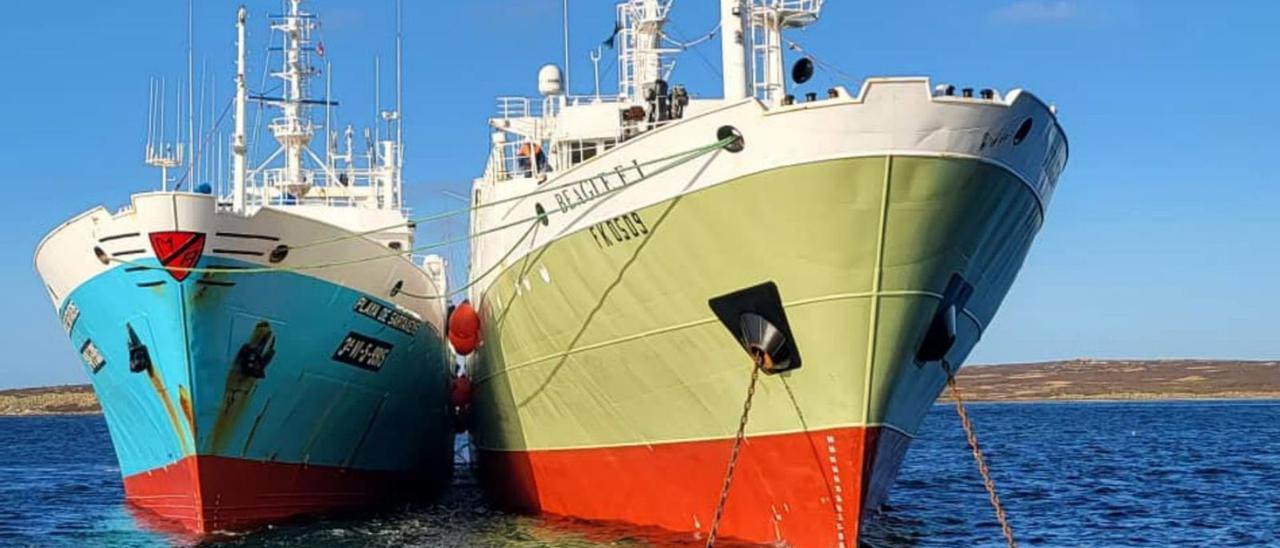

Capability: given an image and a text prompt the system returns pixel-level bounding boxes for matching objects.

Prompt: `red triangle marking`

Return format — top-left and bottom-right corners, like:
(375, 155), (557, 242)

(148, 231), (206, 282)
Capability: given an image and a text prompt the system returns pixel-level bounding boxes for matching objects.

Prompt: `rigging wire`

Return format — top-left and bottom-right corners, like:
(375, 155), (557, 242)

(249, 17), (278, 166)
(107, 137), (732, 281)
(175, 97), (235, 191)
(783, 38), (859, 84)
(661, 23), (720, 49)
(285, 138), (729, 252)
(663, 21), (722, 79)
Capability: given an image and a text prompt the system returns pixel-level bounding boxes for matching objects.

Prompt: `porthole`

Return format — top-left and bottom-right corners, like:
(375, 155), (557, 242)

(269, 245), (289, 264)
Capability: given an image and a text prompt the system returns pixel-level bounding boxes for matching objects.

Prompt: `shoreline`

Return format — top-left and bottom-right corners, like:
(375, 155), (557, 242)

(3, 359), (1278, 416)
(941, 395), (1280, 405)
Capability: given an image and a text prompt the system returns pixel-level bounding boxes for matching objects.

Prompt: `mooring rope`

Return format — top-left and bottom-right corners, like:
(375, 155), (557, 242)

(706, 352), (764, 547)
(396, 219), (539, 300)
(286, 138), (732, 252)
(106, 136), (732, 281)
(945, 360), (1017, 548)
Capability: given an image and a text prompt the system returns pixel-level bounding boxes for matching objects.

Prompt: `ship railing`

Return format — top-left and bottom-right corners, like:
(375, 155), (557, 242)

(564, 94), (625, 107)
(766, 0), (823, 27)
(495, 94), (627, 122)
(486, 138), (554, 183)
(268, 116), (315, 139)
(495, 97), (534, 120)
(485, 131), (631, 184)
(245, 168), (395, 208)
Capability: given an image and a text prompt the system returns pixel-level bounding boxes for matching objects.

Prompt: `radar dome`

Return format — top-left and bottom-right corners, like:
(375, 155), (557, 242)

(538, 64), (564, 97)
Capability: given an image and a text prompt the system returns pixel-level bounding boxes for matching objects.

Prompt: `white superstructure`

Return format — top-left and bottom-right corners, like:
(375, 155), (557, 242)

(231, 0), (409, 242)
(39, 0), (446, 328)
(469, 0), (1066, 295)
(479, 0), (826, 185)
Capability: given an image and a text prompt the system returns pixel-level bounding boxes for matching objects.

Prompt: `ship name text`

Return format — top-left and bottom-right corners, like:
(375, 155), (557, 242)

(353, 296), (421, 336)
(552, 161), (647, 215)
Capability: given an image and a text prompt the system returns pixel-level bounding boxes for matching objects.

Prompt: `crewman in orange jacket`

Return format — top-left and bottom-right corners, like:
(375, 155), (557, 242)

(517, 141), (547, 176)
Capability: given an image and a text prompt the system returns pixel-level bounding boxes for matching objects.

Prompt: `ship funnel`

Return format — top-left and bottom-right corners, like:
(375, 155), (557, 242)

(709, 281), (802, 374)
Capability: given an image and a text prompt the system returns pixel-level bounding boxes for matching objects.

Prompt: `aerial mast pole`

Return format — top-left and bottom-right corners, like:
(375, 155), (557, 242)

(562, 0), (571, 94)
(395, 0), (404, 208)
(720, 0), (748, 101)
(232, 6), (249, 211)
(187, 0), (196, 187)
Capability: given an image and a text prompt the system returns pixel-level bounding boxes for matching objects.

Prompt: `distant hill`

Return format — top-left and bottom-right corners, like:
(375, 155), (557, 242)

(948, 359), (1280, 402)
(0, 384), (98, 416)
(1, 360), (1277, 415)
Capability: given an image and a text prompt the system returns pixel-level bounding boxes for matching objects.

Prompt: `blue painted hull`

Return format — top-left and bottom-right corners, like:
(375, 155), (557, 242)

(60, 256), (454, 531)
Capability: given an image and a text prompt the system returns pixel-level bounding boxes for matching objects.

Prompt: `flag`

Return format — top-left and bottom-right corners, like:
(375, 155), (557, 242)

(603, 22), (622, 49)
(316, 41), (326, 57)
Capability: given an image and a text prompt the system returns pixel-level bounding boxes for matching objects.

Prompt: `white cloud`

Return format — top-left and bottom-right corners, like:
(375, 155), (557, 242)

(990, 1), (1079, 24)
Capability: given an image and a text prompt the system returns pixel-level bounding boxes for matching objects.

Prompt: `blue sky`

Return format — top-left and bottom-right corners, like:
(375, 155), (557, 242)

(0, 0), (1276, 389)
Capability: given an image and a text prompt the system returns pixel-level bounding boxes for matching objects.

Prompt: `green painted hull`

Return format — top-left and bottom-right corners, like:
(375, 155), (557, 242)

(470, 154), (1042, 543)
(474, 155), (1039, 447)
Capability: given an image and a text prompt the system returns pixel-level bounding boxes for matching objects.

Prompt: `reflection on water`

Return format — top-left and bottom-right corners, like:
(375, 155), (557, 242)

(2, 401), (1278, 546)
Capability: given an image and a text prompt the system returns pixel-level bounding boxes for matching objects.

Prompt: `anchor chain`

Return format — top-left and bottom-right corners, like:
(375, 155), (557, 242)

(706, 351), (765, 547)
(944, 361), (1016, 548)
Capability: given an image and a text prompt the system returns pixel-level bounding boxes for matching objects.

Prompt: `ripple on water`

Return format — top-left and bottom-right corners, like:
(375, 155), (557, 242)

(0, 402), (1278, 546)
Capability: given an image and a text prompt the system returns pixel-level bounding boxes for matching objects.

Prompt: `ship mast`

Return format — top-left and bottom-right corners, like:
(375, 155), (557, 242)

(232, 6), (249, 212)
(270, 0), (317, 196)
(744, 1), (824, 105)
(618, 0), (676, 102)
(720, 0), (749, 101)
(394, 0), (404, 209)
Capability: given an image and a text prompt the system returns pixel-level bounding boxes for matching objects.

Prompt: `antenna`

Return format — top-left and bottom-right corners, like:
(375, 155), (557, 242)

(562, 0), (571, 94)
(146, 76), (184, 189)
(590, 46), (603, 100)
(195, 58), (207, 187)
(395, 0), (404, 209)
(326, 59), (333, 169)
(208, 66), (216, 187)
(160, 78), (166, 152)
(187, 0), (196, 180)
(396, 0), (403, 154)
(146, 77), (156, 157)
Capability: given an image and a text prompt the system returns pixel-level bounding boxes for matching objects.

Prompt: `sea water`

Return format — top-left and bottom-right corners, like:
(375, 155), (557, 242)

(1, 401), (1276, 547)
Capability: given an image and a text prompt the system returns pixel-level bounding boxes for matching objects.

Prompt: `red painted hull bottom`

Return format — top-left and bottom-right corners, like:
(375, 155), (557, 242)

(479, 426), (912, 546)
(122, 455), (441, 536)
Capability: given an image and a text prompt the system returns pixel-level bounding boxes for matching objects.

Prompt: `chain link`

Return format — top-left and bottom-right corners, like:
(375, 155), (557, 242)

(945, 361), (1017, 548)
(705, 352), (764, 547)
